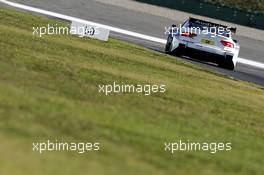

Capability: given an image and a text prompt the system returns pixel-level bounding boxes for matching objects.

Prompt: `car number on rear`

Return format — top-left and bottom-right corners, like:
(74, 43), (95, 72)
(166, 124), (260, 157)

(201, 39), (215, 45)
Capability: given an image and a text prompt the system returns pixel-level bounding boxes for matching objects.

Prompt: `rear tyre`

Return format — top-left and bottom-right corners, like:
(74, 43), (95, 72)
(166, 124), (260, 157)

(219, 56), (235, 70)
(165, 35), (173, 53)
(224, 60), (235, 70)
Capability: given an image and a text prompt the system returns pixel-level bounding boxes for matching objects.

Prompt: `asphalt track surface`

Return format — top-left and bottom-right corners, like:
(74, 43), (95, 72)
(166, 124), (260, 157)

(2, 0), (264, 86)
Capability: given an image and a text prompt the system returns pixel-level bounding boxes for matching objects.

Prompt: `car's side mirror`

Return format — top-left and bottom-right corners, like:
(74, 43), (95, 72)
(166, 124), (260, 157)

(233, 39), (238, 43)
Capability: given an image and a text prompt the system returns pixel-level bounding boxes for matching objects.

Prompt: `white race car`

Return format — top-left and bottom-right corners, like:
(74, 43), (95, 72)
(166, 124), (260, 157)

(165, 18), (240, 70)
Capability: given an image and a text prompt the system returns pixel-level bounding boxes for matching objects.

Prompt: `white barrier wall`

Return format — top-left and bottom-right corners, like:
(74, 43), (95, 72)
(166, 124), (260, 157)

(70, 21), (110, 41)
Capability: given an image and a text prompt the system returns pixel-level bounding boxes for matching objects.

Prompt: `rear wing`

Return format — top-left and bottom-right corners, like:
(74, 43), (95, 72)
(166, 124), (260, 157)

(189, 17), (237, 34)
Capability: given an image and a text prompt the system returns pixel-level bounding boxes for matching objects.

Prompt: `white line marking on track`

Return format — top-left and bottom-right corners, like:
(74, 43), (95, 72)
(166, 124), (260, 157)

(238, 58), (264, 69)
(1, 0), (263, 70)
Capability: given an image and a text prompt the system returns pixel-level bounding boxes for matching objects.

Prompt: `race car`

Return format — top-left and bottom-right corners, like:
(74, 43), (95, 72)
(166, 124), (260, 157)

(165, 17), (240, 70)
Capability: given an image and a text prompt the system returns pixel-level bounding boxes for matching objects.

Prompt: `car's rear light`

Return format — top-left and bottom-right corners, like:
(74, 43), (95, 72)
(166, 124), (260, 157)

(221, 40), (234, 48)
(181, 32), (197, 37)
(181, 32), (190, 37)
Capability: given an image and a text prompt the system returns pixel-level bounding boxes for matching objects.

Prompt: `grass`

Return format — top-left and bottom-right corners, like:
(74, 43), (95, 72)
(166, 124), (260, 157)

(0, 7), (264, 175)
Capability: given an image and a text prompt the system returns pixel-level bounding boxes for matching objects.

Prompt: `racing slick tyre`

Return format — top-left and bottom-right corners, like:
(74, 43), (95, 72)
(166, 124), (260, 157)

(165, 35), (173, 53)
(219, 55), (235, 70)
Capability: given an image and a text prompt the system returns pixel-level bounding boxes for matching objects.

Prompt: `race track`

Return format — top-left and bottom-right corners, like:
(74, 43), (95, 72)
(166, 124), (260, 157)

(2, 0), (264, 86)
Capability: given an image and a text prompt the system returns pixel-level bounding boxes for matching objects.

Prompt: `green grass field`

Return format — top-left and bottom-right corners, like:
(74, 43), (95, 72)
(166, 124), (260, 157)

(0, 8), (264, 175)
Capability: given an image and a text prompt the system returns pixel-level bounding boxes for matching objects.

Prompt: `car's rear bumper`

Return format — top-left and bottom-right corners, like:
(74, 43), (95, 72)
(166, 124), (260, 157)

(175, 43), (233, 64)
